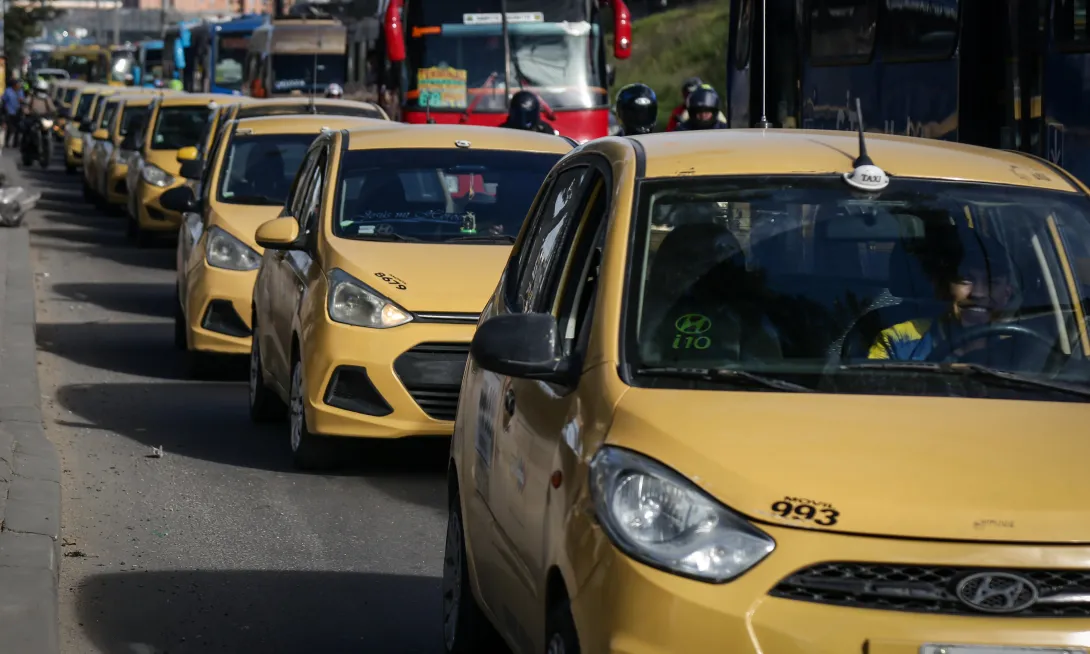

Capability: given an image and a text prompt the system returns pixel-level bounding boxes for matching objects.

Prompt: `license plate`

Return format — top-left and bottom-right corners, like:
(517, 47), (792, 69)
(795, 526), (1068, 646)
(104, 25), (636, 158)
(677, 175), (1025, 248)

(921, 647), (1086, 654)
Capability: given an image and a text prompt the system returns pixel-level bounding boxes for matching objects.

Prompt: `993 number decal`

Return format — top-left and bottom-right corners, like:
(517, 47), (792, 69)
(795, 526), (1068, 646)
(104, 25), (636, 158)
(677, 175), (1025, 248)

(770, 496), (840, 527)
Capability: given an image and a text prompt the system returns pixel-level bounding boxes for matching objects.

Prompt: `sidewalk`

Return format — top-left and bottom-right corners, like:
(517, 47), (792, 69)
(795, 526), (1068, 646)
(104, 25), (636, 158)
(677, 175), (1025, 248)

(0, 154), (61, 653)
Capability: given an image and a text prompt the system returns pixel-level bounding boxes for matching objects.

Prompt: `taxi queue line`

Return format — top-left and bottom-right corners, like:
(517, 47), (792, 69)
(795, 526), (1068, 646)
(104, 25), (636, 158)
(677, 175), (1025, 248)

(43, 78), (1090, 654)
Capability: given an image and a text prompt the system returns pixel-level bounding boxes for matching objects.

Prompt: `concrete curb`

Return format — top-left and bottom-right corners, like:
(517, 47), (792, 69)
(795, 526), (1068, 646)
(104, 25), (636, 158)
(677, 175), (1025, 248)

(0, 161), (60, 653)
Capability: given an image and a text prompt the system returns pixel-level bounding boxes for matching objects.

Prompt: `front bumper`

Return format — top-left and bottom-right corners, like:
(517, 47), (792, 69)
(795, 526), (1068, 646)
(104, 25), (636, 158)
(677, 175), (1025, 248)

(184, 261), (256, 355)
(302, 319), (473, 439)
(569, 525), (1090, 653)
(65, 138), (82, 167)
(134, 177), (184, 233)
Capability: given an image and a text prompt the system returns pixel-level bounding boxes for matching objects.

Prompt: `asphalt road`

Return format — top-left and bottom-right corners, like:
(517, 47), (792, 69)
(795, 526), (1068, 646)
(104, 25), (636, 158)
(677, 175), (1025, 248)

(20, 147), (451, 654)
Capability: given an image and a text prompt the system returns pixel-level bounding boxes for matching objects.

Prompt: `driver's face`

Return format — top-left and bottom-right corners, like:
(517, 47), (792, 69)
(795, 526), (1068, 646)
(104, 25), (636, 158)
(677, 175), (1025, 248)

(946, 265), (1013, 327)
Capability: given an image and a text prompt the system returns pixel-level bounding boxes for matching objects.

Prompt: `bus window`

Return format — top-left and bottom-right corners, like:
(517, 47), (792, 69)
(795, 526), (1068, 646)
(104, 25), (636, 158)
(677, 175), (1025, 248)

(880, 0), (959, 61)
(735, 0), (754, 69)
(809, 0), (878, 65)
(1055, 0), (1090, 47)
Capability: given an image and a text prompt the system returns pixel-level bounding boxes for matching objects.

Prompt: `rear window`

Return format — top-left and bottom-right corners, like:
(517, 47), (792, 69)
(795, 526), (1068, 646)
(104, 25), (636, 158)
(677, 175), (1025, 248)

(334, 148), (559, 244)
(217, 133), (314, 206)
(151, 105), (213, 150)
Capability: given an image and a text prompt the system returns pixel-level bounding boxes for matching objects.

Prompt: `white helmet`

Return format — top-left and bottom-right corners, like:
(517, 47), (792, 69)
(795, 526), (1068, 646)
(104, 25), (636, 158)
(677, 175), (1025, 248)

(325, 83), (343, 98)
(34, 78), (49, 92)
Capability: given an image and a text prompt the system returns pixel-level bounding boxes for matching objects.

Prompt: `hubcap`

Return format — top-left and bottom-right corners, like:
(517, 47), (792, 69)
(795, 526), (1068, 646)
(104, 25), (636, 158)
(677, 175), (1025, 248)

(289, 364), (304, 452)
(248, 339), (260, 407)
(442, 508), (464, 649)
(546, 634), (567, 654)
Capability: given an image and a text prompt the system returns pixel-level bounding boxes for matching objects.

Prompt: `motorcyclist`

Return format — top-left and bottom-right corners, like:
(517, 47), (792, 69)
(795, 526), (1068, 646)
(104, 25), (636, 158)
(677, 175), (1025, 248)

(499, 90), (557, 134)
(666, 76), (703, 132)
(325, 83), (344, 99)
(614, 83), (658, 135)
(676, 86), (728, 131)
(669, 82), (729, 132)
(23, 78), (55, 117)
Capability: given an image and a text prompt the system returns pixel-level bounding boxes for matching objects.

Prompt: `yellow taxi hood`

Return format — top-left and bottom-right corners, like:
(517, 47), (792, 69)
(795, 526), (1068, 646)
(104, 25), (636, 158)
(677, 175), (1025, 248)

(609, 390), (1090, 543)
(209, 203), (283, 252)
(146, 149), (181, 176)
(326, 240), (510, 313)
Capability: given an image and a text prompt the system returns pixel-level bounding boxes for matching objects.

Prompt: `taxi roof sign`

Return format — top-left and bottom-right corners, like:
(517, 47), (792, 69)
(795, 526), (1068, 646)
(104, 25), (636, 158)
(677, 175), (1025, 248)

(842, 98), (890, 192)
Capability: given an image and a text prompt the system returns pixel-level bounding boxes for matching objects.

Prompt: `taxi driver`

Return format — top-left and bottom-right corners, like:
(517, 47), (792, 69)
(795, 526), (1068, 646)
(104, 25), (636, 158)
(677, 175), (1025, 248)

(869, 234), (1016, 361)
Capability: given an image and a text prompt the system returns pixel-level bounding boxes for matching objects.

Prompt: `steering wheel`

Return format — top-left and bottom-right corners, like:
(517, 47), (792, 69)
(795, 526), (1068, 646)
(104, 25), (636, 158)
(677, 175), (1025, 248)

(940, 323), (1055, 363)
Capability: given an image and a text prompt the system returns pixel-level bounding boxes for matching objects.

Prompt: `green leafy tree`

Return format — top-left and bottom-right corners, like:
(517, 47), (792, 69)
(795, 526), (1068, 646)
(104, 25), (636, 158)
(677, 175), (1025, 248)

(4, 2), (65, 81)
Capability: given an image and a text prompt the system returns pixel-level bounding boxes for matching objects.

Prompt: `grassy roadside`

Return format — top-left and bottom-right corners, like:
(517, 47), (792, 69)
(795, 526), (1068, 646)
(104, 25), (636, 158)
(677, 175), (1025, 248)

(608, 1), (731, 130)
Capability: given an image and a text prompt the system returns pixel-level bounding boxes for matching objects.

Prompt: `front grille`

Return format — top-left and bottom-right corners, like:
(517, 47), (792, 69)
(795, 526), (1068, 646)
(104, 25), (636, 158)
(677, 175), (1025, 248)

(771, 562), (1090, 617)
(200, 300), (251, 338)
(393, 342), (469, 421)
(323, 366), (392, 416)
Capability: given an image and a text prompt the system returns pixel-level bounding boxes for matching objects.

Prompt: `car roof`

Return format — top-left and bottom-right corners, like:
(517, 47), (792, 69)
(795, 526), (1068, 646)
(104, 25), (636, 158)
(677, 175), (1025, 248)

(626, 129), (1079, 193)
(344, 123), (573, 154)
(233, 114), (391, 135)
(235, 97), (389, 119)
(114, 94), (156, 106)
(158, 93), (242, 107)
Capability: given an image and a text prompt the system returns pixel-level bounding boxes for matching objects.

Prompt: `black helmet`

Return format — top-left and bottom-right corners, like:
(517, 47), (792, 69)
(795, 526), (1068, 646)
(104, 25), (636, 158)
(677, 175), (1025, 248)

(685, 86), (721, 129)
(681, 76), (703, 99)
(615, 83), (657, 135)
(507, 90), (541, 129)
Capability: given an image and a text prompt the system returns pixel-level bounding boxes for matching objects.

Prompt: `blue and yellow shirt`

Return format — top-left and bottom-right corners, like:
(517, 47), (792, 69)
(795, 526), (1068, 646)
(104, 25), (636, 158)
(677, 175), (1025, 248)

(868, 318), (947, 361)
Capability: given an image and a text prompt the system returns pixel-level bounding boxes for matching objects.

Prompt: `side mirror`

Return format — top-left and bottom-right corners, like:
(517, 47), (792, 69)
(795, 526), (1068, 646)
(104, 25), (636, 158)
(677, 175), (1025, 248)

(254, 217), (301, 250)
(92, 128), (109, 141)
(159, 185), (197, 214)
(177, 147), (200, 179)
(176, 146), (198, 163)
(470, 313), (576, 384)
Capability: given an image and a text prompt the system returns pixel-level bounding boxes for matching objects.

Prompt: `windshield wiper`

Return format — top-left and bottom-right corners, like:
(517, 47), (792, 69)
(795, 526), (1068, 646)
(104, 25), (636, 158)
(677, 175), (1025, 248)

(636, 366), (813, 393)
(225, 194), (283, 206)
(353, 232), (422, 243)
(445, 234), (516, 244)
(840, 361), (1090, 400)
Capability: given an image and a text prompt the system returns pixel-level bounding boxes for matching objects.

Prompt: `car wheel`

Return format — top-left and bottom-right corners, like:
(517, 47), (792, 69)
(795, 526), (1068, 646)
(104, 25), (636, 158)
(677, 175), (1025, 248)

(82, 178), (92, 202)
(289, 358), (334, 470)
(249, 324), (285, 423)
(173, 288), (187, 351)
(443, 487), (500, 654)
(544, 599), (581, 654)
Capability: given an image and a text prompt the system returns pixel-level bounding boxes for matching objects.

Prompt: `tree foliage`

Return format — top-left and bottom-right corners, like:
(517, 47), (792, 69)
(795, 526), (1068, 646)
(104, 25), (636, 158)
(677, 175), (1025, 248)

(4, 2), (65, 79)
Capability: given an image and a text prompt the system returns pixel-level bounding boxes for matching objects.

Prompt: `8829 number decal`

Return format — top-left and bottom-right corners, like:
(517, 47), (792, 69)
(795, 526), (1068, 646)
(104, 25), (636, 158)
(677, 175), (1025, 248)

(771, 496), (840, 527)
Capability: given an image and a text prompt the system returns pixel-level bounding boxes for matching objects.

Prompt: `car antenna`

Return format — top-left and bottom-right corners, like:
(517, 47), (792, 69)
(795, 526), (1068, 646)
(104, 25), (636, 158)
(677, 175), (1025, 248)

(842, 98), (889, 191)
(754, 0), (772, 128)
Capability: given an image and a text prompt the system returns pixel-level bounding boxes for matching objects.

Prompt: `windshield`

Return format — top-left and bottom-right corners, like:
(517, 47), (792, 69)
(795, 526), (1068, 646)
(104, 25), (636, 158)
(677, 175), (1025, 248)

(626, 176), (1090, 401)
(334, 148), (559, 244)
(214, 36), (249, 90)
(119, 105), (148, 137)
(217, 134), (313, 206)
(63, 87), (78, 104)
(270, 54), (346, 94)
(74, 93), (95, 121)
(99, 101), (120, 132)
(151, 105), (212, 150)
(406, 22), (606, 111)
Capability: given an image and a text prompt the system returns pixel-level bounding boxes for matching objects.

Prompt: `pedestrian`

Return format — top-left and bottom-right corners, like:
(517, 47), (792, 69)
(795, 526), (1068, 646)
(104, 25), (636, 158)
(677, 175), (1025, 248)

(2, 79), (25, 148)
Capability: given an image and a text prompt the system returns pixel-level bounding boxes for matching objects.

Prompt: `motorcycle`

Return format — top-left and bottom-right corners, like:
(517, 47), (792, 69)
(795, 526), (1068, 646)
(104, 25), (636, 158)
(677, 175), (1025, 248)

(20, 115), (52, 169)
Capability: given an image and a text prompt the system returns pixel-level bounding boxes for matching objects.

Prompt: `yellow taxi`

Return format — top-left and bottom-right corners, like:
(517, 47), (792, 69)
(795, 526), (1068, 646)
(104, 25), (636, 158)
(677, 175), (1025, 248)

(51, 79), (83, 141)
(125, 93), (242, 246)
(163, 114), (394, 377)
(83, 92), (135, 205)
(78, 87), (120, 189)
(94, 94), (156, 210)
(249, 124), (572, 469)
(64, 84), (111, 174)
(445, 127), (1090, 653)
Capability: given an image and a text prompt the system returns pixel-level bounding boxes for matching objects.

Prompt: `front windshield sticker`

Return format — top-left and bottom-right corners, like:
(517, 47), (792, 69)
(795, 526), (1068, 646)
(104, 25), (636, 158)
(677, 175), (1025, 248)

(673, 313), (712, 350)
(417, 66), (468, 108)
(373, 271), (407, 291)
(770, 497), (840, 527)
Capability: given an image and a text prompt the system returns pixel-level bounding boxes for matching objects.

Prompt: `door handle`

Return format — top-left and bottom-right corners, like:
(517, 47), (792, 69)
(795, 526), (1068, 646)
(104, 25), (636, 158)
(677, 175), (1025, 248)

(503, 388), (516, 415)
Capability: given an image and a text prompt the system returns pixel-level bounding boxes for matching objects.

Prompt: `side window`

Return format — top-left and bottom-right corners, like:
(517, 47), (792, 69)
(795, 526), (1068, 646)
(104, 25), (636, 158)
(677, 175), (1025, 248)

(809, 0), (878, 65)
(734, 0), (754, 70)
(515, 166), (591, 313)
(300, 149), (329, 239)
(552, 175), (610, 358)
(1056, 0), (1090, 48)
(879, 0), (958, 61)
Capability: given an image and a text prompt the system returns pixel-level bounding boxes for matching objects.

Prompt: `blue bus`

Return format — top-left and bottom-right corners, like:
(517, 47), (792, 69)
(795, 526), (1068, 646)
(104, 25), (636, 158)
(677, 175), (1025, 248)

(727, 0), (1088, 185)
(164, 19), (206, 90)
(134, 40), (164, 87)
(190, 15), (269, 95)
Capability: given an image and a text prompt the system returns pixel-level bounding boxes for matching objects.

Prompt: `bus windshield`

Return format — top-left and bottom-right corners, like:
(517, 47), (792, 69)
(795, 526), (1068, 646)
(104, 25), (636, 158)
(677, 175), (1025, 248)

(270, 54), (346, 94)
(406, 22), (606, 111)
(215, 35), (249, 90)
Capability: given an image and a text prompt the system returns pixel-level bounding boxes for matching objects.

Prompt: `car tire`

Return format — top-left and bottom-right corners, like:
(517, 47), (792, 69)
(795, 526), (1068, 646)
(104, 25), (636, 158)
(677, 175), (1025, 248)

(82, 178), (92, 202)
(65, 163), (75, 175)
(544, 599), (581, 654)
(249, 322), (285, 423)
(173, 288), (187, 351)
(289, 357), (335, 471)
(442, 487), (501, 654)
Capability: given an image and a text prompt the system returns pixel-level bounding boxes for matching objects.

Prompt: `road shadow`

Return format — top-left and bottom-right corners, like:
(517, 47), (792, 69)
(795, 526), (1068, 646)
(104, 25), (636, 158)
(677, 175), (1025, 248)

(32, 225), (125, 248)
(36, 240), (177, 271)
(50, 282), (175, 319)
(37, 321), (190, 380)
(75, 570), (447, 654)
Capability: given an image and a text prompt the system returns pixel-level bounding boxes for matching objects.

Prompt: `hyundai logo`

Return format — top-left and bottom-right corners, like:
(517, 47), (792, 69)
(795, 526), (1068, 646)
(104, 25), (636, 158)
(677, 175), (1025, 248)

(955, 572), (1039, 614)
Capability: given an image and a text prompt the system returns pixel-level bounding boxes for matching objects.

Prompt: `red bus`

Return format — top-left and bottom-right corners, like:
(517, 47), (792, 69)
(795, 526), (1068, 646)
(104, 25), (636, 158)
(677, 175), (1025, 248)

(382, 0), (632, 143)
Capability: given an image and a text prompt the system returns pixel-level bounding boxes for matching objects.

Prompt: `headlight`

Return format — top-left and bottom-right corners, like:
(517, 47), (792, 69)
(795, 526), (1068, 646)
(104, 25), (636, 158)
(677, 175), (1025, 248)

(590, 447), (775, 583)
(327, 268), (412, 329)
(141, 164), (174, 188)
(205, 226), (260, 271)
(40, 118), (53, 129)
